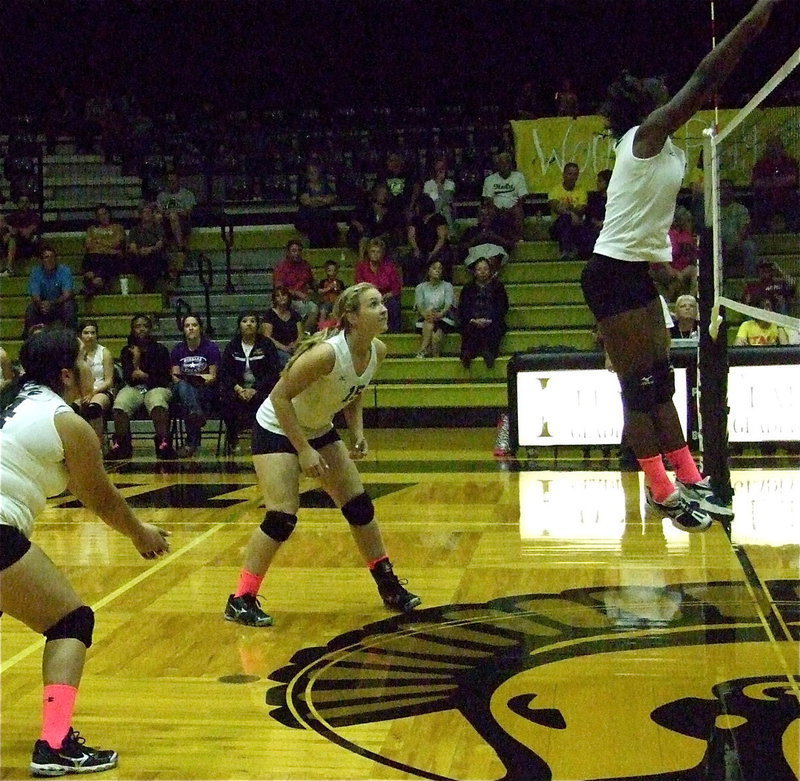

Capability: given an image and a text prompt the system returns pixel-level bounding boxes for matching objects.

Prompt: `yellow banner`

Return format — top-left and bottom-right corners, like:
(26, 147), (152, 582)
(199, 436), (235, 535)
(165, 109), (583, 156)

(512, 107), (799, 193)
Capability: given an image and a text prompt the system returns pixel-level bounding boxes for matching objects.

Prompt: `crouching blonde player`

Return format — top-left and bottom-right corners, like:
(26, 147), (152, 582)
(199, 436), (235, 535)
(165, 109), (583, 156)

(0, 329), (170, 776)
(225, 283), (421, 626)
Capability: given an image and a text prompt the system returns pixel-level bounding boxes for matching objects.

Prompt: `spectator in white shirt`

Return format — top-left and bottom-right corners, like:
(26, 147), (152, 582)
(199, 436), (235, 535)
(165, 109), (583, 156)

(482, 152), (528, 244)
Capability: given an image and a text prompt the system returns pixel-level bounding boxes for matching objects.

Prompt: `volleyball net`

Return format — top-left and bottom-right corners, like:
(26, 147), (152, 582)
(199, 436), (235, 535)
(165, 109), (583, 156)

(698, 46), (800, 494)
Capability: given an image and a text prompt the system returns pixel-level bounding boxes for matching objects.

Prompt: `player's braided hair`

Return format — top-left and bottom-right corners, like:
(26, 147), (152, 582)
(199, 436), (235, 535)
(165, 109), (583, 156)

(282, 282), (378, 375)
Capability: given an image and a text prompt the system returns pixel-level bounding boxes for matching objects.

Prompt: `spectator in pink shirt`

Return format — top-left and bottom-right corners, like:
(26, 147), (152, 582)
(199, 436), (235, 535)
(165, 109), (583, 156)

(272, 239), (319, 332)
(355, 238), (402, 332)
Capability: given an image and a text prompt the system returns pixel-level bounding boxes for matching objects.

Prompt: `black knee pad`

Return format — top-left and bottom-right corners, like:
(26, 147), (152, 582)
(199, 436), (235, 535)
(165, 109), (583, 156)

(341, 492), (374, 527)
(652, 359), (675, 405)
(260, 510), (297, 542)
(84, 402), (104, 420)
(44, 605), (95, 648)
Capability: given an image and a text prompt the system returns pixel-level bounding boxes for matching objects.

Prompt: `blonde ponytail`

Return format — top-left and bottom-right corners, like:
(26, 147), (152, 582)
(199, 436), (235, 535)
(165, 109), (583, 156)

(282, 282), (378, 375)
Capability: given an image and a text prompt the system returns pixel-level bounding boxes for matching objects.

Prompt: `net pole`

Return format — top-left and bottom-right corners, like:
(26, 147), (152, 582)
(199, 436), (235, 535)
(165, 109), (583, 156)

(709, 0), (720, 129)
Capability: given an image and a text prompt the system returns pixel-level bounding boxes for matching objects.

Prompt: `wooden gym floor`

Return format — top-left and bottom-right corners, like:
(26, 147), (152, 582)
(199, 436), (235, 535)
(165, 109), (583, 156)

(1, 429), (798, 780)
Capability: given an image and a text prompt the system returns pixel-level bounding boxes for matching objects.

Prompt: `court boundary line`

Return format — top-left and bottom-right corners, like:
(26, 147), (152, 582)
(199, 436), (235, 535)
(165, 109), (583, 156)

(0, 500), (261, 674)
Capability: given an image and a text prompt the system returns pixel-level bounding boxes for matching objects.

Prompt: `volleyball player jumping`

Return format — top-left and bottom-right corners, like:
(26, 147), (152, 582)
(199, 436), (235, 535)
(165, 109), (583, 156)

(581, 0), (784, 531)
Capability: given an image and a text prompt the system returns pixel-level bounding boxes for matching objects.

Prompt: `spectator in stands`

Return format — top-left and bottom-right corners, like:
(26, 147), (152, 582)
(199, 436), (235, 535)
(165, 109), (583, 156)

(24, 245), (77, 335)
(347, 183), (402, 256)
(743, 259), (797, 315)
(414, 260), (456, 358)
(156, 172), (196, 250)
(458, 256), (509, 369)
(548, 162), (588, 258)
(2, 195), (42, 276)
(669, 294), (700, 339)
(555, 77), (579, 118)
(380, 152), (420, 236)
(734, 297), (790, 346)
(127, 202), (166, 293)
(218, 311), (281, 454)
(482, 152), (528, 244)
(82, 204), (126, 297)
(76, 319), (115, 449)
(651, 206), (698, 301)
(515, 81), (541, 119)
(406, 194), (453, 285)
(750, 134), (799, 233)
(261, 286), (303, 368)
(295, 161), (339, 248)
(578, 168), (612, 258)
(464, 242), (509, 277)
(272, 239), (319, 332)
(170, 315), (221, 458)
(109, 314), (175, 460)
(316, 260), (346, 327)
(355, 238), (403, 333)
(422, 157), (456, 228)
(458, 202), (516, 262)
(719, 178), (757, 275)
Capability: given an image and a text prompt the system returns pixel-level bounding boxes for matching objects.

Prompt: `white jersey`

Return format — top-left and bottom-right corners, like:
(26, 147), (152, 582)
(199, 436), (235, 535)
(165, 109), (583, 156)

(256, 330), (379, 439)
(0, 383), (72, 537)
(594, 125), (686, 264)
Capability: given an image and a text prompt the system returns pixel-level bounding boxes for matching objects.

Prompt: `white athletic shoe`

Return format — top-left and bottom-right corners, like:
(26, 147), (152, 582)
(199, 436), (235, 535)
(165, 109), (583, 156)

(677, 477), (734, 519)
(645, 487), (712, 533)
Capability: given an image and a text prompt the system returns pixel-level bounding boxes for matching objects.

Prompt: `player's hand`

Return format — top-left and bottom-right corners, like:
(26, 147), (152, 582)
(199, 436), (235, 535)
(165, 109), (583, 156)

(350, 436), (368, 460)
(298, 446), (329, 478)
(133, 523), (171, 559)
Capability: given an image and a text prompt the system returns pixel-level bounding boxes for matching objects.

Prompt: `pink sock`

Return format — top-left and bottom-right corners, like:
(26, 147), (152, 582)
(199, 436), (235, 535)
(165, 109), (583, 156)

(41, 684), (78, 749)
(367, 555), (388, 570)
(234, 570), (264, 598)
(638, 455), (676, 503)
(665, 446), (703, 484)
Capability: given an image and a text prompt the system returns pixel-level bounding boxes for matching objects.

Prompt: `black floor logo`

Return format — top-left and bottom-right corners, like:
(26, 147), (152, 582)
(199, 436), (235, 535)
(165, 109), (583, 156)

(267, 581), (800, 780)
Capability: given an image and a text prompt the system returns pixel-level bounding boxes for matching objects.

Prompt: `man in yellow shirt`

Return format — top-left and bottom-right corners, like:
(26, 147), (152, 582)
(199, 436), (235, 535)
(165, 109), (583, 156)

(734, 299), (790, 346)
(548, 162), (588, 258)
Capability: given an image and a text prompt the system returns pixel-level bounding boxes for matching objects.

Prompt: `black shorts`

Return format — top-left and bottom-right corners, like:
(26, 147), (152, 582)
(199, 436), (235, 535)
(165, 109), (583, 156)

(251, 424), (341, 456)
(0, 525), (32, 571)
(581, 253), (659, 321)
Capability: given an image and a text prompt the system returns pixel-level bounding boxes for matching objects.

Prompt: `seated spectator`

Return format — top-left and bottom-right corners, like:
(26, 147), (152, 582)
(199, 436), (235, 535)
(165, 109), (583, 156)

(24, 245), (77, 335)
(458, 202), (516, 262)
(316, 259), (346, 326)
(346, 183), (402, 256)
(127, 202), (166, 293)
(555, 77), (579, 117)
(82, 203), (126, 297)
(464, 242), (509, 277)
(457, 256), (509, 369)
(272, 239), (319, 332)
(651, 206), (698, 301)
(719, 178), (757, 275)
(295, 161), (339, 248)
(422, 157), (456, 228)
(482, 152), (528, 244)
(380, 151), (421, 235)
(578, 168), (612, 258)
(156, 171), (196, 250)
(669, 294), (700, 340)
(261, 286), (303, 368)
(218, 311), (281, 453)
(355, 238), (403, 333)
(406, 194), (453, 285)
(109, 314), (175, 459)
(3, 195), (42, 276)
(414, 260), (456, 358)
(515, 81), (541, 119)
(170, 314), (220, 458)
(734, 297), (790, 346)
(750, 134), (799, 233)
(743, 260), (797, 315)
(76, 319), (115, 449)
(548, 162), (587, 258)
